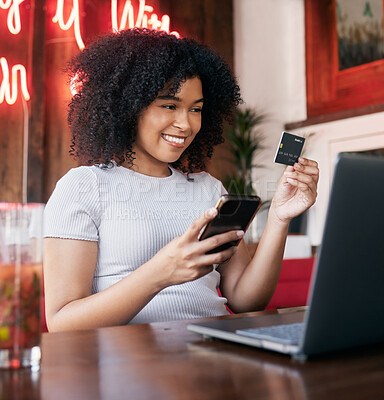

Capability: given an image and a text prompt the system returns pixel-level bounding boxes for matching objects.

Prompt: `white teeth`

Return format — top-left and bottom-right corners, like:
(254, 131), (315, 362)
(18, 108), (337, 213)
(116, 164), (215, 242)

(162, 134), (185, 144)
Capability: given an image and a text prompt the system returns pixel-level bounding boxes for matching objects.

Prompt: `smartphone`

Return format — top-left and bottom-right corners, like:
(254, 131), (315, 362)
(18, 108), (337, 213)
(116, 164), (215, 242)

(199, 194), (262, 254)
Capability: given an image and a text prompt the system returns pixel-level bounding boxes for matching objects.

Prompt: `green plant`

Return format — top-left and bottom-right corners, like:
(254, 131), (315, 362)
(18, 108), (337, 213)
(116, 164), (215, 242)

(223, 107), (266, 195)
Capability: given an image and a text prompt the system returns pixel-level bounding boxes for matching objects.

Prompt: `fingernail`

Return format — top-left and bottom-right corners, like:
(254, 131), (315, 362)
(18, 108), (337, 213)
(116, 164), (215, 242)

(284, 171), (293, 176)
(237, 230), (244, 237)
(298, 157), (305, 163)
(287, 177), (295, 184)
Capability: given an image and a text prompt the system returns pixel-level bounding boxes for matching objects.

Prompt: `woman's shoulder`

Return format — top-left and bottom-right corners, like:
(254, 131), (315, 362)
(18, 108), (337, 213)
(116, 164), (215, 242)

(57, 163), (121, 183)
(58, 165), (97, 181)
(47, 166), (99, 202)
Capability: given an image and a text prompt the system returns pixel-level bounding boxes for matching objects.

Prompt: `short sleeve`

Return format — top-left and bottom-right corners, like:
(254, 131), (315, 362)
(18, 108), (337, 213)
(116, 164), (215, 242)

(44, 167), (101, 241)
(219, 180), (228, 196)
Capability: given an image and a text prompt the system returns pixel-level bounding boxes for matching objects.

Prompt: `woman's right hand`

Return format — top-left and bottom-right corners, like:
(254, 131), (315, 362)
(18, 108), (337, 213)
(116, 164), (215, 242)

(153, 208), (244, 288)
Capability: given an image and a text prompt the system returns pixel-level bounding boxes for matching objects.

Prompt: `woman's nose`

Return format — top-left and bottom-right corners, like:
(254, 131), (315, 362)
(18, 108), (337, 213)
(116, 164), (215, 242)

(172, 110), (191, 131)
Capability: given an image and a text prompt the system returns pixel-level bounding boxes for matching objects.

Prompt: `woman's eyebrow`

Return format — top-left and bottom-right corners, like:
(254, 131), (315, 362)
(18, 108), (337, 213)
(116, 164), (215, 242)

(157, 95), (181, 101)
(156, 95), (204, 103)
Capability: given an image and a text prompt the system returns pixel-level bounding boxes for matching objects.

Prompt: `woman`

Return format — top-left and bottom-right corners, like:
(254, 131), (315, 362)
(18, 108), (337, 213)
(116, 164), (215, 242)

(44, 28), (319, 331)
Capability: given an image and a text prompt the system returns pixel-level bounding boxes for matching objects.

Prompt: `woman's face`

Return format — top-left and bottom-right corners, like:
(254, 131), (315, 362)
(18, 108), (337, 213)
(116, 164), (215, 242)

(131, 76), (203, 177)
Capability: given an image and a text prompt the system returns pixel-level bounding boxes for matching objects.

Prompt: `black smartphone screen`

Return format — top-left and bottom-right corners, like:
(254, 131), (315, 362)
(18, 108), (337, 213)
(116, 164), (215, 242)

(199, 194), (262, 254)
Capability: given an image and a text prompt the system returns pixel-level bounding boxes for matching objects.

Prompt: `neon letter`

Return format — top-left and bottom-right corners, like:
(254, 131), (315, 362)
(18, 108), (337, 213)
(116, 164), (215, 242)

(52, 0), (85, 50)
(135, 0), (153, 28)
(111, 0), (153, 31)
(111, 0), (179, 37)
(159, 14), (180, 38)
(0, 0), (25, 35)
(0, 57), (30, 105)
(111, 0), (134, 31)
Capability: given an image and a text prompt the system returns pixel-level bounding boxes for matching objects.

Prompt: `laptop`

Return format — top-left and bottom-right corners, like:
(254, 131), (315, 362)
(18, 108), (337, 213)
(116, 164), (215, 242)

(187, 154), (384, 359)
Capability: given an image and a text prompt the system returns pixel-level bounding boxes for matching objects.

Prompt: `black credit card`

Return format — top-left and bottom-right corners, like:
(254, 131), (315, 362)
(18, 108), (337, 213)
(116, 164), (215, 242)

(274, 132), (305, 166)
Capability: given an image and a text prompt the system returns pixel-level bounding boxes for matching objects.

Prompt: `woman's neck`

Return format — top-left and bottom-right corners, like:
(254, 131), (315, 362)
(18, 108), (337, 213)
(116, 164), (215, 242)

(121, 161), (172, 178)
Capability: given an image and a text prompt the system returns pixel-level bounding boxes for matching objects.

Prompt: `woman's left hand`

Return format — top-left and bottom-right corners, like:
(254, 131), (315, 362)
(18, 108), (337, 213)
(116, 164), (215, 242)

(270, 157), (319, 224)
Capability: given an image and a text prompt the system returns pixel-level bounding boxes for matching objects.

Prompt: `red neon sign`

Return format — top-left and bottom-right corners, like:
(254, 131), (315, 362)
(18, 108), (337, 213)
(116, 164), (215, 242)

(0, 57), (30, 105)
(51, 0), (180, 50)
(1, 0), (179, 105)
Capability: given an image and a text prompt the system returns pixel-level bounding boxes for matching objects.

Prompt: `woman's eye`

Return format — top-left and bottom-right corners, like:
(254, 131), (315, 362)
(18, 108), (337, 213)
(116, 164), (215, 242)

(161, 104), (176, 110)
(190, 107), (202, 113)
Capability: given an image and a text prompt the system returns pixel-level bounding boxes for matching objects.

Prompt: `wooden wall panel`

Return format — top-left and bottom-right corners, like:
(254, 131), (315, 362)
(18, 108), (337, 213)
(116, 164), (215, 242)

(42, 0), (80, 202)
(0, 104), (24, 202)
(164, 0), (235, 181)
(199, 0), (235, 181)
(27, 0), (47, 202)
(0, 0), (35, 202)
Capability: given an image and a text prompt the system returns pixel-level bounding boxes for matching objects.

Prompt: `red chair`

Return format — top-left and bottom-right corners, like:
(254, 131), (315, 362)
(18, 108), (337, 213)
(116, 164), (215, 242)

(40, 275), (48, 332)
(265, 257), (316, 310)
(218, 257), (315, 313)
(41, 294), (48, 333)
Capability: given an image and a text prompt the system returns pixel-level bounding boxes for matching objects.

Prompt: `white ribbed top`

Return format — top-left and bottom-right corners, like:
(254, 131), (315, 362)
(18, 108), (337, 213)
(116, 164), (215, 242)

(44, 163), (229, 324)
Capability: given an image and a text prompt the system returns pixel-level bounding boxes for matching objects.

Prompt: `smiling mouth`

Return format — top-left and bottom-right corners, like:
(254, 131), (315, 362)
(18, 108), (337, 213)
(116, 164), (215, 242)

(161, 134), (186, 146)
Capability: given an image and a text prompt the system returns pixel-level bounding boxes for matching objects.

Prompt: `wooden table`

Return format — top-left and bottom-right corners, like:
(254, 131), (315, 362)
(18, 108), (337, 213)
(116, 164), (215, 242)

(2, 308), (384, 400)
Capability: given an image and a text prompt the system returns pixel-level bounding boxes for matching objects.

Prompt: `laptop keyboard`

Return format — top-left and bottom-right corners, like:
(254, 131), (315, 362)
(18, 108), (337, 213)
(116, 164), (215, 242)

(236, 322), (304, 345)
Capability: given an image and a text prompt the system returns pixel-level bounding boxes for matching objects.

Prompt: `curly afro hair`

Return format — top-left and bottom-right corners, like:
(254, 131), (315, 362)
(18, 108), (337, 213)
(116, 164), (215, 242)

(66, 28), (242, 173)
